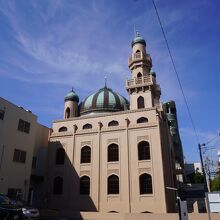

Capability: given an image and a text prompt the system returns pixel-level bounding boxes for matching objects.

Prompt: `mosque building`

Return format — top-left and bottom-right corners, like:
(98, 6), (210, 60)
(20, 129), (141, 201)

(47, 33), (181, 215)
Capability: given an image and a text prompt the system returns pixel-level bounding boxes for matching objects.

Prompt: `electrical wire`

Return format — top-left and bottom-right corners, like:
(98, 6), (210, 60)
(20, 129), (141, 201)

(151, 0), (200, 143)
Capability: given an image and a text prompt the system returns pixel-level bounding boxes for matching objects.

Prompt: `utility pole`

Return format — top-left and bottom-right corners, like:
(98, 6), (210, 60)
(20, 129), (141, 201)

(198, 132), (220, 192)
(198, 143), (209, 192)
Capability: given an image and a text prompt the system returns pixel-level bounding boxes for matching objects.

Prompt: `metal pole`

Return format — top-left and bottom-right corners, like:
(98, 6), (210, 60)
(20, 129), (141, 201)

(198, 143), (209, 192)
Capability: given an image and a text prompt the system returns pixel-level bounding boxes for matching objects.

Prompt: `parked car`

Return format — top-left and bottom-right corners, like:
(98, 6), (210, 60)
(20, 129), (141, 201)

(0, 194), (24, 220)
(10, 200), (40, 220)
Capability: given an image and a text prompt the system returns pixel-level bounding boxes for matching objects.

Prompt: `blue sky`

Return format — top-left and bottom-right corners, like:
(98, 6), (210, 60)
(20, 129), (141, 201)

(0, 0), (220, 163)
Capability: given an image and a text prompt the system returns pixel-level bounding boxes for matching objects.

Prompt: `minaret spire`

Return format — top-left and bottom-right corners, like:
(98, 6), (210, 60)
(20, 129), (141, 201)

(104, 76), (107, 88)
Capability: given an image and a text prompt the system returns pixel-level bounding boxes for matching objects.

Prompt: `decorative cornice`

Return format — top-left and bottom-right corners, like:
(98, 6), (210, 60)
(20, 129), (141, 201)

(53, 107), (159, 123)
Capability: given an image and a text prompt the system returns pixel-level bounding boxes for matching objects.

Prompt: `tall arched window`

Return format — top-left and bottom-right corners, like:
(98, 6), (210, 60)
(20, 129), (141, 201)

(56, 148), (65, 165)
(108, 120), (119, 127)
(80, 176), (90, 195)
(108, 144), (119, 162)
(80, 146), (91, 163)
(139, 173), (153, 194)
(138, 141), (150, 160)
(137, 72), (142, 78)
(65, 107), (70, 119)
(53, 176), (63, 194)
(83, 123), (92, 129)
(137, 117), (148, 124)
(108, 175), (119, 194)
(58, 126), (67, 132)
(137, 96), (144, 109)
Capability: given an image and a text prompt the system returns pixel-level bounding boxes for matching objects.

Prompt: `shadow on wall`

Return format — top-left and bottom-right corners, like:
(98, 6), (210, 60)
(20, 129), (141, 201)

(41, 141), (97, 219)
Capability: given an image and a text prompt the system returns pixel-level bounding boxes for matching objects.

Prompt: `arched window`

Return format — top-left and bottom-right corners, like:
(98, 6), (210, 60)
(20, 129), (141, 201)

(138, 141), (150, 160)
(65, 107), (70, 119)
(137, 117), (148, 123)
(56, 148), (65, 165)
(58, 126), (67, 132)
(137, 96), (144, 109)
(80, 176), (90, 195)
(136, 50), (140, 54)
(80, 146), (91, 163)
(108, 175), (119, 194)
(137, 72), (142, 78)
(108, 120), (119, 127)
(53, 176), (63, 194)
(139, 173), (153, 194)
(108, 144), (119, 162)
(83, 123), (92, 129)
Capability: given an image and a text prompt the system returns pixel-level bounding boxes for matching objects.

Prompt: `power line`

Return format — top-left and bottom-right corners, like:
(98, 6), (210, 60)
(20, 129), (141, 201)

(151, 0), (199, 143)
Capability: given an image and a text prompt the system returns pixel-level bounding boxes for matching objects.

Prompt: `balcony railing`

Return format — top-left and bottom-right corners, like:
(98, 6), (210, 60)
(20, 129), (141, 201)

(126, 75), (153, 88)
(128, 52), (151, 66)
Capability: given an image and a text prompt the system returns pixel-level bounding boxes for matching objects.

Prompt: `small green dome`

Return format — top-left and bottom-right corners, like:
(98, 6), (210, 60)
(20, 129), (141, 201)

(80, 87), (129, 115)
(150, 71), (156, 77)
(132, 33), (146, 47)
(64, 89), (79, 102)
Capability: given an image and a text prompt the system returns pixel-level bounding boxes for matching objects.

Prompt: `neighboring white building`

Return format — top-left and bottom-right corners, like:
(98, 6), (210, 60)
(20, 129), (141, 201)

(184, 162), (202, 176)
(0, 97), (49, 201)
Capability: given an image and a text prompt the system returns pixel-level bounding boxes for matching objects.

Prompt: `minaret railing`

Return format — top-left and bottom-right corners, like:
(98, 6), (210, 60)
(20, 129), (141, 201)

(126, 75), (154, 87)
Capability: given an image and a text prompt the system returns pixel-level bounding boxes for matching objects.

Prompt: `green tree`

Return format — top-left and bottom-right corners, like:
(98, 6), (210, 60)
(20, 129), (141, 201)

(211, 174), (220, 191)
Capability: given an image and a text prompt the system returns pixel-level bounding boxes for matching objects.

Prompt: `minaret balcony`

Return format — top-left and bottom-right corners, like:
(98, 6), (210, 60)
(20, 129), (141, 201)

(126, 75), (154, 89)
(128, 52), (152, 68)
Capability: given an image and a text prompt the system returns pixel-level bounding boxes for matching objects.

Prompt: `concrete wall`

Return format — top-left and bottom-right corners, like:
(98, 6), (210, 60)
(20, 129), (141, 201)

(0, 97), (49, 201)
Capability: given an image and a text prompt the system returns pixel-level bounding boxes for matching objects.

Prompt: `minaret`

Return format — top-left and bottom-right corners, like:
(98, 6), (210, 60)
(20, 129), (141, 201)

(64, 89), (79, 119)
(126, 32), (161, 110)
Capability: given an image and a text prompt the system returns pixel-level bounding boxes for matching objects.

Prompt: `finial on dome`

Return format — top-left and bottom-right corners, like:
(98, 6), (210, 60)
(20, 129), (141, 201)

(104, 76), (107, 88)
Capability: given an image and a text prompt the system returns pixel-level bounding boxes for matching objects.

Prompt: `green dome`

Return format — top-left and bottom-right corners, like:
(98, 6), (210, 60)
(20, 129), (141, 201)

(80, 87), (129, 115)
(132, 36), (146, 47)
(64, 89), (79, 102)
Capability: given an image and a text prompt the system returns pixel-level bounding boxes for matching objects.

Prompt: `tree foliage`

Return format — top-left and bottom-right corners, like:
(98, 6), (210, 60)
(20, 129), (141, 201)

(211, 173), (220, 191)
(187, 172), (204, 184)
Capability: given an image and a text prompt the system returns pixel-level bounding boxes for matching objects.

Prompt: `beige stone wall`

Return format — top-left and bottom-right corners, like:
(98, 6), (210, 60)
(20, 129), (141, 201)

(48, 107), (176, 213)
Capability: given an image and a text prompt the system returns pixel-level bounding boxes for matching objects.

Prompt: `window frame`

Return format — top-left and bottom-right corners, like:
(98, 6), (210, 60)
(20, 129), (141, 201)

(139, 173), (153, 195)
(138, 141), (150, 160)
(17, 119), (31, 134)
(83, 123), (92, 129)
(55, 148), (65, 165)
(13, 149), (26, 164)
(0, 110), (5, 120)
(137, 96), (145, 109)
(80, 176), (90, 195)
(108, 174), (119, 194)
(108, 144), (119, 162)
(108, 120), (119, 127)
(137, 117), (148, 124)
(80, 146), (91, 163)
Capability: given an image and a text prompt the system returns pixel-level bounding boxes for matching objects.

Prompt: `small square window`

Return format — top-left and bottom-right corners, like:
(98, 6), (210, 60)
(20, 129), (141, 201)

(18, 119), (31, 134)
(0, 110), (5, 120)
